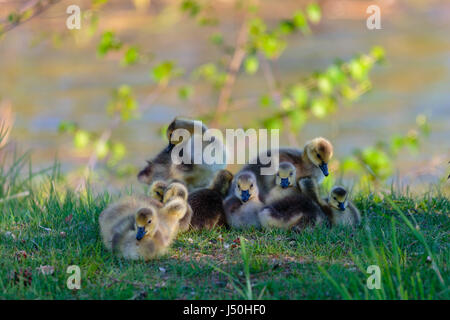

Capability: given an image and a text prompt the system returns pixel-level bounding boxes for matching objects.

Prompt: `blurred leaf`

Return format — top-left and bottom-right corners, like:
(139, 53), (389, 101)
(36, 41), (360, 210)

(151, 61), (182, 84)
(280, 97), (294, 110)
(121, 46), (140, 66)
(97, 31), (122, 57)
(248, 18), (266, 37)
(306, 3), (322, 24)
(95, 140), (109, 159)
(111, 142), (126, 161)
(209, 33), (223, 46)
(290, 84), (308, 107)
(73, 130), (90, 149)
(288, 109), (307, 131)
(181, 0), (201, 17)
(360, 147), (393, 180)
(293, 10), (309, 33)
(244, 55), (259, 75)
(178, 85), (194, 100)
(259, 94), (273, 108)
(371, 46), (386, 62)
(278, 20), (296, 35)
(58, 121), (77, 134)
(317, 75), (333, 95)
(107, 85), (138, 121)
(263, 116), (283, 130)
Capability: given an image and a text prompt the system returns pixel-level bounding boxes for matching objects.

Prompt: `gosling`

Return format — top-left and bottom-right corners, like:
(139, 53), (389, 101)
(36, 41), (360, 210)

(234, 137), (333, 201)
(138, 117), (226, 191)
(265, 162), (300, 204)
(258, 193), (326, 231)
(324, 186), (361, 227)
(298, 178), (361, 227)
(188, 169), (234, 230)
(99, 196), (187, 260)
(163, 182), (193, 232)
(224, 171), (263, 229)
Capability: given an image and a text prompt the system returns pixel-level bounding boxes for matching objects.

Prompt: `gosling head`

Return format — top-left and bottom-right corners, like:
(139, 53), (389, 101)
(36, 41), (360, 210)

(234, 171), (258, 203)
(135, 207), (158, 241)
(163, 182), (188, 203)
(305, 137), (333, 177)
(275, 162), (296, 189)
(165, 118), (208, 153)
(328, 186), (348, 212)
(150, 180), (167, 202)
(214, 169), (234, 196)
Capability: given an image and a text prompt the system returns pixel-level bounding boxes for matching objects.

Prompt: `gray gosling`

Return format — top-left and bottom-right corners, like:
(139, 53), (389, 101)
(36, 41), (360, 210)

(258, 193), (326, 231)
(99, 196), (186, 260)
(224, 171), (263, 229)
(265, 162), (300, 204)
(325, 186), (361, 227)
(234, 137), (333, 201)
(138, 118), (226, 191)
(298, 178), (361, 227)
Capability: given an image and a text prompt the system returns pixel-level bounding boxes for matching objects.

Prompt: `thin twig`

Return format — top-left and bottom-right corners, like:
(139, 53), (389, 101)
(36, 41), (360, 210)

(211, 19), (249, 127)
(0, 0), (62, 36)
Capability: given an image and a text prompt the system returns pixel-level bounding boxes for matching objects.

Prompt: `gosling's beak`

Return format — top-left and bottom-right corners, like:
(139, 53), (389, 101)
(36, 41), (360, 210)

(338, 202), (346, 211)
(319, 163), (329, 177)
(280, 178), (290, 189)
(241, 190), (250, 202)
(164, 143), (175, 153)
(136, 227), (147, 240)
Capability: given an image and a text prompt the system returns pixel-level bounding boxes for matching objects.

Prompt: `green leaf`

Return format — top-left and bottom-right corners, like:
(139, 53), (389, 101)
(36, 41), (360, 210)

(181, 0), (201, 17)
(58, 121), (77, 133)
(290, 85), (308, 107)
(293, 10), (309, 33)
(259, 94), (273, 108)
(151, 61), (181, 83)
(263, 117), (283, 130)
(306, 3), (322, 24)
(97, 31), (122, 57)
(209, 33), (223, 46)
(288, 110), (307, 131)
(244, 55), (259, 75)
(95, 140), (109, 159)
(121, 46), (140, 66)
(73, 130), (90, 149)
(111, 142), (126, 161)
(178, 86), (193, 100)
(278, 20), (296, 35)
(371, 46), (386, 62)
(317, 75), (333, 95)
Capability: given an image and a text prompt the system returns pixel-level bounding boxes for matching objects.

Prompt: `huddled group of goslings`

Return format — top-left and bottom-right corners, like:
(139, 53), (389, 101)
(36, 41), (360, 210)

(99, 118), (361, 260)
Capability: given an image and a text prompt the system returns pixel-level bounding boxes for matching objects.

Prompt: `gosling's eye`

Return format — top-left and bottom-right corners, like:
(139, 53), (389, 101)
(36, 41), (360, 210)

(238, 185), (241, 190)
(250, 184), (254, 188)
(276, 173), (280, 176)
(289, 172), (293, 176)
(148, 219), (152, 224)
(317, 153), (321, 160)
(333, 197), (337, 201)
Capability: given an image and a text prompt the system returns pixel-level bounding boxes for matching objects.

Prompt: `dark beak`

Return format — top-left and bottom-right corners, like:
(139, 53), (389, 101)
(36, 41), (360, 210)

(136, 227), (147, 240)
(338, 202), (345, 211)
(319, 163), (329, 177)
(280, 178), (290, 189)
(241, 190), (250, 202)
(164, 143), (175, 153)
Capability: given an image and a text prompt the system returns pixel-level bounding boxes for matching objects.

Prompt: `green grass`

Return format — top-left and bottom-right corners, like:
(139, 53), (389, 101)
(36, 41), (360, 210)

(0, 154), (448, 300)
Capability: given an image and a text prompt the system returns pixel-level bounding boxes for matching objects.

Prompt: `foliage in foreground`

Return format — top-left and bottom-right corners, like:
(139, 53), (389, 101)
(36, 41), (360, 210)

(0, 156), (448, 300)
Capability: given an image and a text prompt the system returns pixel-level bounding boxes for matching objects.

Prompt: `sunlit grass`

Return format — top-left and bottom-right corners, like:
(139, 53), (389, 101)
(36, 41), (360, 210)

(0, 153), (448, 299)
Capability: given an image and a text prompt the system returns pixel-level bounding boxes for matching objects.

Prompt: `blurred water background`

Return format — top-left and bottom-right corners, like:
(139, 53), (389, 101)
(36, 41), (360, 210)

(1, 0), (449, 190)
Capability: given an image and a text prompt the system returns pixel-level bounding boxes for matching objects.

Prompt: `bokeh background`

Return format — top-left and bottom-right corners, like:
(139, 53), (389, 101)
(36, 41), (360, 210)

(1, 0), (449, 191)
